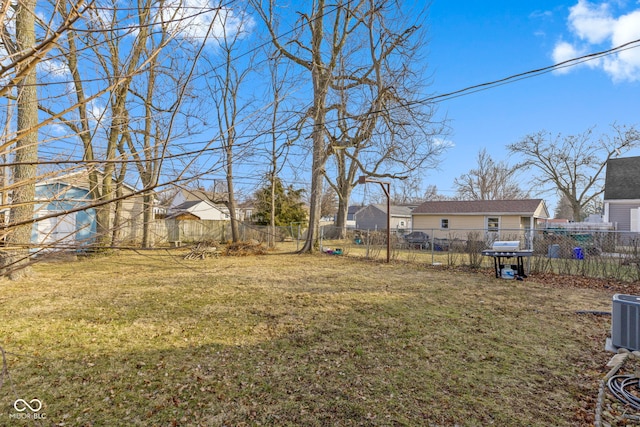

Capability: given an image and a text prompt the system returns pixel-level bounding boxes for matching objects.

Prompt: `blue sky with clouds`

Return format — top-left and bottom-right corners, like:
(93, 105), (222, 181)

(350, 0), (640, 211)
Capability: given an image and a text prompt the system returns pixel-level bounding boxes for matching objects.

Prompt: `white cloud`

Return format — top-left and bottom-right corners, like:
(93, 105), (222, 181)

(568, 0), (615, 43)
(46, 123), (67, 136)
(159, 1), (254, 45)
(552, 41), (584, 69)
(553, 1), (640, 82)
(88, 99), (107, 125)
(37, 58), (70, 79)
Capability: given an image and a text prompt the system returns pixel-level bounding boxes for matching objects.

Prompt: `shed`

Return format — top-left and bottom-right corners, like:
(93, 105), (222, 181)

(32, 182), (97, 249)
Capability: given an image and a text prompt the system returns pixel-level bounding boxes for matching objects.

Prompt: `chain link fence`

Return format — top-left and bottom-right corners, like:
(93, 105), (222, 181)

(318, 225), (640, 283)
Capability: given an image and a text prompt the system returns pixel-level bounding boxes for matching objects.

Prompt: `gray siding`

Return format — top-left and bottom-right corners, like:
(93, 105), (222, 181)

(355, 206), (386, 230)
(609, 202), (640, 231)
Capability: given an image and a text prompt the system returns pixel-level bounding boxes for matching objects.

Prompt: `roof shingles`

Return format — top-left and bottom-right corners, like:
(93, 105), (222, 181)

(604, 156), (640, 200)
(412, 199), (545, 215)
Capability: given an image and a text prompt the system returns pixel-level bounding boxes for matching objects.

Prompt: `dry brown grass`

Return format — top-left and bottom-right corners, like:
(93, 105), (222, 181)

(0, 249), (615, 426)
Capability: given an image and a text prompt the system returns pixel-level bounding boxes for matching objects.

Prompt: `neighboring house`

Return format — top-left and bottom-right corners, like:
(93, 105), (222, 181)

(603, 156), (640, 235)
(171, 188), (223, 206)
(32, 170), (144, 248)
(237, 200), (255, 222)
(411, 199), (549, 244)
(169, 188), (233, 220)
(345, 205), (364, 229)
(354, 204), (412, 232)
(169, 200), (230, 221)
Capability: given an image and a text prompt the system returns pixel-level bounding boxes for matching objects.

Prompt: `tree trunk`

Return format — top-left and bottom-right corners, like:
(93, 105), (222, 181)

(141, 191), (154, 248)
(572, 201), (582, 222)
(300, 1), (330, 253)
(5, 0), (38, 279)
(301, 108), (328, 252)
(335, 193), (349, 239)
(227, 172), (240, 243)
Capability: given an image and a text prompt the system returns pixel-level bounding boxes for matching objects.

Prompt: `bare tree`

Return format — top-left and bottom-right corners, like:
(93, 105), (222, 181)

(421, 184), (452, 201)
(325, 2), (446, 238)
(454, 148), (528, 200)
(251, 0), (352, 252)
(252, 0), (445, 249)
(203, 7), (255, 243)
(391, 177), (427, 205)
(320, 185), (337, 218)
(3, 0), (38, 279)
(508, 125), (640, 221)
(52, 0), (205, 248)
(124, 4), (198, 248)
(51, 0), (159, 248)
(0, 1), (249, 274)
(262, 50), (296, 247)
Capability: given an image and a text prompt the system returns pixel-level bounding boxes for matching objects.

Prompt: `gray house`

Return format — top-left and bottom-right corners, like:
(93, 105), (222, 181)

(603, 156), (640, 234)
(354, 204), (412, 231)
(345, 205), (364, 229)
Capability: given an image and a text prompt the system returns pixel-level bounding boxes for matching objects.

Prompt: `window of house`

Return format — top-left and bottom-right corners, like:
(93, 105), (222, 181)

(399, 220), (406, 227)
(441, 218), (449, 229)
(487, 217), (499, 231)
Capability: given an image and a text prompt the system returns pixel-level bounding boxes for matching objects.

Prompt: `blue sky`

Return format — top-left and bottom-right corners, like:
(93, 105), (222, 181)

(20, 1), (639, 214)
(350, 0), (640, 212)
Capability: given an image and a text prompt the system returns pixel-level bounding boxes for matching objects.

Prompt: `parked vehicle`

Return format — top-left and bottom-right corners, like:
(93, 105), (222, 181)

(404, 231), (430, 250)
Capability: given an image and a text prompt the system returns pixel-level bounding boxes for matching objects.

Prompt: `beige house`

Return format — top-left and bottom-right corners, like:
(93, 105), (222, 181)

(411, 199), (549, 245)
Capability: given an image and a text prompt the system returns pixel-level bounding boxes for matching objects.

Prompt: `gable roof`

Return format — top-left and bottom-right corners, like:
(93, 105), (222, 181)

(604, 156), (640, 200)
(368, 204), (413, 217)
(168, 199), (228, 220)
(348, 205), (364, 215)
(412, 199), (547, 217)
(173, 200), (206, 211)
(38, 169), (138, 193)
(180, 188), (228, 204)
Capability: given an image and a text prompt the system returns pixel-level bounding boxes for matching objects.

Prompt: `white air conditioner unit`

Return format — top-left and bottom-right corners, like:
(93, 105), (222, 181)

(612, 294), (640, 351)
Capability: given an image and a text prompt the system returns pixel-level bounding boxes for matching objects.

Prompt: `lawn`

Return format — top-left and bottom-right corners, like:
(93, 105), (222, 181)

(0, 249), (620, 426)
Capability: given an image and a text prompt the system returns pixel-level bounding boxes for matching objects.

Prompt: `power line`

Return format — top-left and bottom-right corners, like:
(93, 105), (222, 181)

(424, 38), (640, 104)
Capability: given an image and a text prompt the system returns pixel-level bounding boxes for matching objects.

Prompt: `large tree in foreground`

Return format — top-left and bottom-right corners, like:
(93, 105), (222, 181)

(508, 125), (640, 221)
(454, 148), (528, 200)
(4, 0), (38, 279)
(250, 0), (347, 252)
(251, 0), (443, 250)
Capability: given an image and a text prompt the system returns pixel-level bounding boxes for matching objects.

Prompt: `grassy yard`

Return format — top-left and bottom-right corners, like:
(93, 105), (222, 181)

(0, 249), (619, 426)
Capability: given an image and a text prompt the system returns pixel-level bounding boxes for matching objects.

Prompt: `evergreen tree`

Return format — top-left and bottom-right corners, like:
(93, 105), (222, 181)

(254, 178), (307, 226)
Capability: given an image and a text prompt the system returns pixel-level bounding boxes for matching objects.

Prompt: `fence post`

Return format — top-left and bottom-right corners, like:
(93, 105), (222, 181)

(431, 228), (435, 265)
(366, 231), (371, 259)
